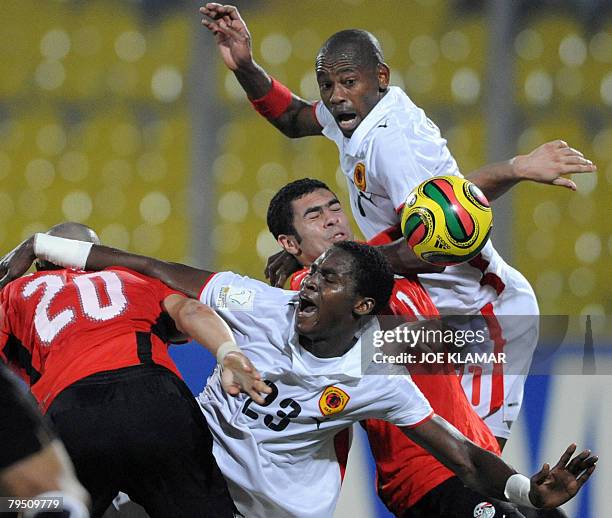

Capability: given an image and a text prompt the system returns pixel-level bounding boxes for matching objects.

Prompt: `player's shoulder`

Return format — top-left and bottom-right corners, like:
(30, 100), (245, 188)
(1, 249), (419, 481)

(205, 271), (298, 307)
(369, 107), (420, 152)
(3, 270), (57, 292)
(377, 87), (419, 123)
(374, 88), (434, 134)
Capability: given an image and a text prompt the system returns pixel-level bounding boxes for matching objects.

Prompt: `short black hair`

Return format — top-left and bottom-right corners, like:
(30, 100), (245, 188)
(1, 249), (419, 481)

(267, 178), (335, 239)
(317, 29), (385, 71)
(333, 241), (394, 315)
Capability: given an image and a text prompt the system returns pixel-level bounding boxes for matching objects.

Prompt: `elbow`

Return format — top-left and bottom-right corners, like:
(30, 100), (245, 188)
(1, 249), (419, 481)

(175, 299), (212, 334)
(270, 114), (305, 139)
(275, 124), (301, 139)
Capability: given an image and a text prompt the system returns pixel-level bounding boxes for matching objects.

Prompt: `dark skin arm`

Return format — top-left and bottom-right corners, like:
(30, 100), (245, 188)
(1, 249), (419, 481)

(366, 139), (596, 275)
(199, 3), (322, 138)
(403, 415), (597, 508)
(85, 247), (211, 299)
(376, 238), (445, 275)
(467, 140), (597, 201)
(0, 237), (211, 298)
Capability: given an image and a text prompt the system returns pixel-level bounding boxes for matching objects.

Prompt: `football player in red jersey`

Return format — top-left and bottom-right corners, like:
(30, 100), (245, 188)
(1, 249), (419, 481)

(0, 223), (268, 518)
(265, 178), (564, 517)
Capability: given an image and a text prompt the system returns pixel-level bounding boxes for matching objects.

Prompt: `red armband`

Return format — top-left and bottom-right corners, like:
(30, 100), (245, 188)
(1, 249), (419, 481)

(250, 78), (293, 119)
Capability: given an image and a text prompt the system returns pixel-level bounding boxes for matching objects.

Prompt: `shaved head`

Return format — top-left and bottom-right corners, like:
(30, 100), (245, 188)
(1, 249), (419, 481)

(316, 29), (384, 72)
(36, 222), (100, 271)
(46, 222), (100, 244)
(314, 29), (390, 137)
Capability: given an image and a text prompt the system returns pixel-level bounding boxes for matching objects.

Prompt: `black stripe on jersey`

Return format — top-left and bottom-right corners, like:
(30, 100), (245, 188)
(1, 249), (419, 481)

(2, 335), (41, 385)
(136, 332), (153, 365)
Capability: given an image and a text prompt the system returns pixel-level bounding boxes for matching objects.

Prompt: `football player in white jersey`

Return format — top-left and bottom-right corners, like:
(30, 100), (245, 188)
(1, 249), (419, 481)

(199, 3), (598, 448)
(2, 235), (597, 518)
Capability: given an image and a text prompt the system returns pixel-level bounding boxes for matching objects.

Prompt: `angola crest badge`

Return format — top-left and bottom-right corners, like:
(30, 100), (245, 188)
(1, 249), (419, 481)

(353, 162), (367, 191)
(319, 386), (350, 416)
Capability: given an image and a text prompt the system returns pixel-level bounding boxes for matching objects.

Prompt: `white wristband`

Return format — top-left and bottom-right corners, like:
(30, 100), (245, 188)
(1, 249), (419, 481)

(34, 234), (93, 271)
(216, 341), (241, 364)
(504, 473), (536, 509)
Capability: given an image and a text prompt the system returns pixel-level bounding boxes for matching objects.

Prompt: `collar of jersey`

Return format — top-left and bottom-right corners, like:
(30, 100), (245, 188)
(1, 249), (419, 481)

(287, 312), (380, 382)
(344, 86), (401, 157)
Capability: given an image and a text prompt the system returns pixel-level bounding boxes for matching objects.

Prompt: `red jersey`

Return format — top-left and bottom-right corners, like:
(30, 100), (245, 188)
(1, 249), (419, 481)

(0, 267), (182, 412)
(290, 241), (500, 512)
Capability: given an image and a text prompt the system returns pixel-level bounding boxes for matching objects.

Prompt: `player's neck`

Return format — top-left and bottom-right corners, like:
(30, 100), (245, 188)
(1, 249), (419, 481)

(298, 325), (360, 358)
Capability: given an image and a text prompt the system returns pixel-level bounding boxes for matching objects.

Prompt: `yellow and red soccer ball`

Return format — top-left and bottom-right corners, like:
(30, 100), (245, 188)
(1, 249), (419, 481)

(400, 176), (493, 266)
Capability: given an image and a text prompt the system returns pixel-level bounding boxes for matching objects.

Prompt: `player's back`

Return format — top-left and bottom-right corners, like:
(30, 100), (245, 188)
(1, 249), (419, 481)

(0, 267), (181, 411)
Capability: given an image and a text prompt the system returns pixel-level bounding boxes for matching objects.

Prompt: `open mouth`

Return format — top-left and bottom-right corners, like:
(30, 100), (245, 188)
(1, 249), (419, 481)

(330, 231), (346, 242)
(335, 112), (358, 131)
(298, 295), (318, 317)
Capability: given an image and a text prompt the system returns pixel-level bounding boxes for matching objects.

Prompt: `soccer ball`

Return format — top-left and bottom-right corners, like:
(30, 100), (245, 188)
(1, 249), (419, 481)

(400, 176), (492, 266)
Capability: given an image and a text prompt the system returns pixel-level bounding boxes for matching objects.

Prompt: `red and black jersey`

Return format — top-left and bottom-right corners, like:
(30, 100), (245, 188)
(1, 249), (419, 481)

(0, 267), (183, 412)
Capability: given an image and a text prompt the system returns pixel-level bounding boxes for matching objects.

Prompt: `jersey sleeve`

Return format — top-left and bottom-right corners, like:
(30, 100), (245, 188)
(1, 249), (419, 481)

(199, 271), (296, 342)
(371, 114), (463, 212)
(377, 374), (434, 428)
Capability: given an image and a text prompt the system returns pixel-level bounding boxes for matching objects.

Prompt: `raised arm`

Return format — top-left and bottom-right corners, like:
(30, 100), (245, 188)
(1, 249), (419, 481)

(467, 140), (597, 201)
(403, 415), (597, 509)
(162, 294), (270, 403)
(199, 3), (322, 138)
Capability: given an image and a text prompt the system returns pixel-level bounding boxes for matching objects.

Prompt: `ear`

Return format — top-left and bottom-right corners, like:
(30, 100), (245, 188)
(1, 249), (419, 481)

(353, 296), (376, 316)
(377, 63), (390, 92)
(277, 234), (301, 256)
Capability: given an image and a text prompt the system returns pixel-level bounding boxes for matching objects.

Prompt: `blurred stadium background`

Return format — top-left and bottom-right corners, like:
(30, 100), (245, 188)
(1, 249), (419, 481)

(1, 0), (610, 516)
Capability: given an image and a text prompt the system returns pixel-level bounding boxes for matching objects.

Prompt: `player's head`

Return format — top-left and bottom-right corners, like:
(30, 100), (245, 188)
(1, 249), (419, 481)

(36, 222), (100, 271)
(315, 29), (390, 138)
(267, 178), (353, 266)
(296, 241), (393, 340)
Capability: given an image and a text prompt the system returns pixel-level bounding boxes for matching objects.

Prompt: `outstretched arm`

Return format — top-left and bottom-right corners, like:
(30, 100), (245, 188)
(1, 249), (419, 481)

(163, 294), (270, 403)
(467, 140), (597, 201)
(0, 235), (211, 298)
(82, 246), (211, 299)
(199, 3), (322, 138)
(403, 415), (597, 508)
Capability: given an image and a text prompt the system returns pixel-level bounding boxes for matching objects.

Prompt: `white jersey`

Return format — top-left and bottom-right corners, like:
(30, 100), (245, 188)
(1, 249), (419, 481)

(315, 87), (533, 315)
(198, 272), (432, 518)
